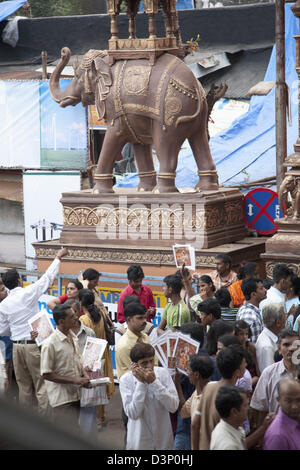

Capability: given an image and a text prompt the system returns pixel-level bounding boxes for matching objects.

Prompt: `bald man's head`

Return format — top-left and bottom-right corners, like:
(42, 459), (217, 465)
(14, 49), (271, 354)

(276, 377), (300, 421)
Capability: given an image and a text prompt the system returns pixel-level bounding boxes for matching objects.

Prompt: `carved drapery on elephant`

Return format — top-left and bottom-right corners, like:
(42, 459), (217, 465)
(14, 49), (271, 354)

(49, 47), (218, 194)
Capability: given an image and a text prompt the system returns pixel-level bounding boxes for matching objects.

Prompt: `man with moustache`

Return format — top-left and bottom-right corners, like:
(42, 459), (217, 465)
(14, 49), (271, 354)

(116, 302), (150, 380)
(208, 254), (237, 290)
(250, 329), (300, 425)
(41, 303), (91, 429)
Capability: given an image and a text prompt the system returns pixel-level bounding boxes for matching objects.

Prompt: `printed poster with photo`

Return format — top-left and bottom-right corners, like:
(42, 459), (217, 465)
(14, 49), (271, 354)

(151, 330), (200, 376)
(82, 337), (107, 371)
(172, 244), (195, 270)
(28, 308), (55, 346)
(174, 333), (200, 375)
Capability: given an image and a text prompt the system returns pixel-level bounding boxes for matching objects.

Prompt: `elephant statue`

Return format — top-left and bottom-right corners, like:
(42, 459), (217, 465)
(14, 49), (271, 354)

(49, 47), (218, 194)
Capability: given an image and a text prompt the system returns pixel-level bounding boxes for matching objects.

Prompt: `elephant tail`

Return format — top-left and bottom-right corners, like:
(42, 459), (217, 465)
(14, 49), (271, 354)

(174, 80), (205, 128)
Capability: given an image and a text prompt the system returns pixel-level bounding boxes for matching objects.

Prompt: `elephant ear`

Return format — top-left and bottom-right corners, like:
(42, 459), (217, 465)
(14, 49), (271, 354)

(92, 56), (113, 121)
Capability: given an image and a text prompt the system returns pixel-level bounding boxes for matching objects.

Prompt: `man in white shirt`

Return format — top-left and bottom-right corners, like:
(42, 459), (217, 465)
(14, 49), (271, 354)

(256, 303), (286, 373)
(210, 385), (273, 450)
(210, 385), (248, 450)
(0, 247), (68, 413)
(119, 342), (179, 450)
(250, 329), (299, 425)
(259, 264), (292, 314)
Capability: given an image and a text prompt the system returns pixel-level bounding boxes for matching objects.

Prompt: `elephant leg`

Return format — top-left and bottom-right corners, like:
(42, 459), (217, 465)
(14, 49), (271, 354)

(133, 143), (157, 192)
(93, 128), (124, 194)
(153, 132), (182, 193)
(188, 119), (218, 191)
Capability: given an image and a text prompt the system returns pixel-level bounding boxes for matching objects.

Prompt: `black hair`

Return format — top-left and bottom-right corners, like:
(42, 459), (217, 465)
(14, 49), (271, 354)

(82, 268), (100, 281)
(290, 275), (300, 298)
(263, 279), (274, 290)
(278, 328), (299, 342)
(273, 264), (293, 284)
(215, 254), (232, 269)
(67, 279), (84, 291)
(241, 277), (263, 300)
(218, 334), (241, 349)
(215, 385), (246, 418)
(214, 287), (232, 308)
(64, 298), (81, 314)
(1, 269), (20, 290)
(163, 274), (183, 295)
(127, 264), (144, 281)
(124, 302), (147, 319)
(237, 262), (257, 281)
(53, 303), (73, 326)
(199, 275), (216, 292)
(123, 295), (141, 309)
(274, 350), (283, 362)
(218, 338), (253, 369)
(78, 288), (101, 323)
(206, 320), (235, 356)
(197, 298), (221, 319)
(216, 345), (247, 379)
(189, 354), (214, 378)
(175, 269), (189, 283)
(130, 343), (155, 363)
(180, 322), (205, 348)
(234, 320), (252, 338)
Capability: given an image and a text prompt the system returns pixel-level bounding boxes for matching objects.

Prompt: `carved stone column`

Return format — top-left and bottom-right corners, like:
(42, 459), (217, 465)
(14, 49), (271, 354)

(262, 1), (300, 277)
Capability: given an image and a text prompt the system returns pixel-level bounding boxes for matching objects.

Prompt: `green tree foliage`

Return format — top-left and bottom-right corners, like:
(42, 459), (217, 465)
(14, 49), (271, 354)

(29, 0), (83, 17)
(0, 0), (107, 17)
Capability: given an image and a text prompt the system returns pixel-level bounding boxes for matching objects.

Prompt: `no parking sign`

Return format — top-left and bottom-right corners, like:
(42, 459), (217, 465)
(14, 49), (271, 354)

(243, 188), (283, 235)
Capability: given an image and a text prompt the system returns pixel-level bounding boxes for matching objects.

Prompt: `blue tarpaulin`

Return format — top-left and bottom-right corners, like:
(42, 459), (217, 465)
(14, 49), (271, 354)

(0, 0), (26, 22)
(117, 4), (298, 189)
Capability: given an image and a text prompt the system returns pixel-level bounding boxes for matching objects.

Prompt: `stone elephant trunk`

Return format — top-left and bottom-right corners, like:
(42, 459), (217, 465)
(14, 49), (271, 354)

(49, 47), (82, 108)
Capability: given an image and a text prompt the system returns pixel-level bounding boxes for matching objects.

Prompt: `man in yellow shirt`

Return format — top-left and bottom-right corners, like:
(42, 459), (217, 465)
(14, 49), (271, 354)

(116, 302), (150, 380)
(115, 301), (150, 442)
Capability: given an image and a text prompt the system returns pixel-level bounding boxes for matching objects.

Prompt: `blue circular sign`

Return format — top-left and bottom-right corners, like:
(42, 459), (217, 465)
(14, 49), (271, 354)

(243, 188), (283, 235)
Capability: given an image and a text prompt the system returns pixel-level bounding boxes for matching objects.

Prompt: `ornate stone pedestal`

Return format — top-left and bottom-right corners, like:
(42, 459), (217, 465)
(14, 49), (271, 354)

(33, 187), (266, 278)
(261, 219), (300, 278)
(56, 187), (247, 249)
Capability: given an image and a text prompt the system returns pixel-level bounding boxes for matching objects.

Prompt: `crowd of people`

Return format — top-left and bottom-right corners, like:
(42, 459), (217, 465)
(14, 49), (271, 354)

(0, 250), (300, 450)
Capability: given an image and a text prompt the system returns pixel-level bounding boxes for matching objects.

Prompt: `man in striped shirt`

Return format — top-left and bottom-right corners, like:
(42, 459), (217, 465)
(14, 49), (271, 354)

(236, 278), (266, 344)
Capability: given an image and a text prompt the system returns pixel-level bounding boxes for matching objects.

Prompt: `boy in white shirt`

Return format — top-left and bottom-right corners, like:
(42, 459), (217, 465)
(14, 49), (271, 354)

(210, 385), (248, 450)
(119, 342), (179, 450)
